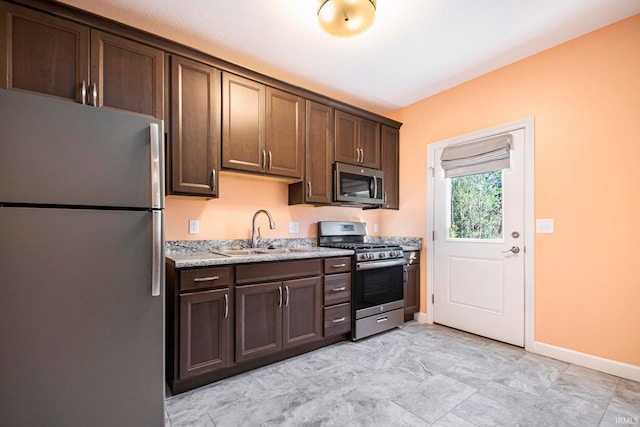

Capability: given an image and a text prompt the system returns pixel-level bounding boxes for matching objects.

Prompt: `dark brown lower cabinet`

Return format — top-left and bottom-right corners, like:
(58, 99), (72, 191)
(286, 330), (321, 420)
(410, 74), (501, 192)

(235, 281), (282, 362)
(236, 276), (322, 363)
(179, 288), (231, 379)
(404, 260), (420, 321)
(283, 276), (323, 348)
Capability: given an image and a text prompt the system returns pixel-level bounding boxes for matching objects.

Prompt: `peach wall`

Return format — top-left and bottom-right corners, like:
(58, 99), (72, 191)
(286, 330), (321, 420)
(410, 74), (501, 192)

(165, 172), (383, 241)
(383, 15), (640, 366)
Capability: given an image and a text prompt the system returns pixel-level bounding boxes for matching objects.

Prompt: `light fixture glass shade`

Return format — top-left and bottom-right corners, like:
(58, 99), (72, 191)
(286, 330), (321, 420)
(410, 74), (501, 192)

(318, 0), (376, 37)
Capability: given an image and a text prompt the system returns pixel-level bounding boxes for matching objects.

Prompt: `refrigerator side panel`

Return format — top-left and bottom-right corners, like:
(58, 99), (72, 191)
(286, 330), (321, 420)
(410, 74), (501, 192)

(0, 207), (164, 427)
(0, 89), (163, 208)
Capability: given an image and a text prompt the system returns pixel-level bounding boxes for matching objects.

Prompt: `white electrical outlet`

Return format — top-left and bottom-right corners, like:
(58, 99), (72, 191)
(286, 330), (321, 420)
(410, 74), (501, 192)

(373, 223), (379, 233)
(536, 218), (554, 234)
(189, 219), (200, 234)
(288, 221), (299, 234)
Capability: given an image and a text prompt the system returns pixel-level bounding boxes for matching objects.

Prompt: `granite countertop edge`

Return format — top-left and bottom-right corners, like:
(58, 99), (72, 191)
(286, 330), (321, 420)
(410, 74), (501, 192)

(166, 247), (354, 269)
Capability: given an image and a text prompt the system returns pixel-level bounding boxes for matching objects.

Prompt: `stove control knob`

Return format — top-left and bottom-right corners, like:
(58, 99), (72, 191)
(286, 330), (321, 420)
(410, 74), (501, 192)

(379, 252), (386, 258)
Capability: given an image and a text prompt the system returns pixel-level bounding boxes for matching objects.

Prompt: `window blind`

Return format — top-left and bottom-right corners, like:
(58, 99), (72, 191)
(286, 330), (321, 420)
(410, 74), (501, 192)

(440, 134), (512, 178)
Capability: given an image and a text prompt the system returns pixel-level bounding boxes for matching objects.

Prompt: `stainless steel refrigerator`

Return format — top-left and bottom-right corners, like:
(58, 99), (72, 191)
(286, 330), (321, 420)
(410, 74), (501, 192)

(0, 89), (165, 426)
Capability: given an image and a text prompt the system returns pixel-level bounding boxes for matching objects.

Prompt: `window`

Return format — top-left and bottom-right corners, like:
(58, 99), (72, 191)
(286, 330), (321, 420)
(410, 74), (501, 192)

(449, 171), (503, 240)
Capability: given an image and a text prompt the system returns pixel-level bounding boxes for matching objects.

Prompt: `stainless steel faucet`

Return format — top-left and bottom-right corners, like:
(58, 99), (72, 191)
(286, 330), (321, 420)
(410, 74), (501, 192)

(251, 209), (276, 248)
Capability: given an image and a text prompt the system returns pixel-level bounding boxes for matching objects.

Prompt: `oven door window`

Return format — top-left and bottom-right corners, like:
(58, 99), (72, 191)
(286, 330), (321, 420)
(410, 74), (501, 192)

(354, 265), (404, 311)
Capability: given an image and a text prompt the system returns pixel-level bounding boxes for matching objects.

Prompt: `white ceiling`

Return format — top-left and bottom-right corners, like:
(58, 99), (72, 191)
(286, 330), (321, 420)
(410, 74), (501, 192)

(60, 0), (640, 115)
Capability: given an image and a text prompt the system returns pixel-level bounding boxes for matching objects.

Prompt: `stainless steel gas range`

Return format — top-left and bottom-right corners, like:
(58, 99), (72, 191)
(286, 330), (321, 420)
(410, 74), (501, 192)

(318, 221), (404, 341)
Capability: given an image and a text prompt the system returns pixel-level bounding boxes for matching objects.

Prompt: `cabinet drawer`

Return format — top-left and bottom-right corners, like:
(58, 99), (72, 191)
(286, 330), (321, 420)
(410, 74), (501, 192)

(180, 267), (231, 292)
(324, 303), (351, 337)
(323, 257), (351, 274)
(235, 259), (322, 285)
(323, 273), (351, 306)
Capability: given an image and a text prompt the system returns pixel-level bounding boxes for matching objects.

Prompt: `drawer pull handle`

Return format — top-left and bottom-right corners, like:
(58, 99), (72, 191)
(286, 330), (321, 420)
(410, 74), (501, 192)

(224, 293), (228, 319)
(331, 286), (347, 292)
(332, 264), (347, 268)
(193, 276), (220, 282)
(376, 316), (388, 323)
(332, 317), (346, 323)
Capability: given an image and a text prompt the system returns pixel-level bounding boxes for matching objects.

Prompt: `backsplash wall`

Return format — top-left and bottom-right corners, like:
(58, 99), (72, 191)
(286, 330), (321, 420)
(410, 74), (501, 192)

(165, 172), (384, 241)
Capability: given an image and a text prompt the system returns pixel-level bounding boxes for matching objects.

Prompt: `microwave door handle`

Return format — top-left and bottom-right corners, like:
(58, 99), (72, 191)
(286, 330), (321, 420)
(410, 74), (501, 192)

(373, 176), (378, 200)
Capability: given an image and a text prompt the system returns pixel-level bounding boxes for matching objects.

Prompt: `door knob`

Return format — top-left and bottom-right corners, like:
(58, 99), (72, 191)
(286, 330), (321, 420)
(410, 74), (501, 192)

(502, 246), (520, 254)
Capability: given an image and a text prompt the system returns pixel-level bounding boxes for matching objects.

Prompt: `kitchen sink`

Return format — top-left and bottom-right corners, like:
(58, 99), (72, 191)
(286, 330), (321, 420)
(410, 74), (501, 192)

(211, 248), (314, 256)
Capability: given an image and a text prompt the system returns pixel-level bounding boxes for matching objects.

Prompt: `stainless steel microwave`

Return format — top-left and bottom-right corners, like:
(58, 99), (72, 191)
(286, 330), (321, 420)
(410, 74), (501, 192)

(334, 162), (384, 205)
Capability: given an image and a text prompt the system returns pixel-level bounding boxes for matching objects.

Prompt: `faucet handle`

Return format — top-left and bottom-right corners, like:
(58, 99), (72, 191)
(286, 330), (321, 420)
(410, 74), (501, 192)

(256, 226), (262, 241)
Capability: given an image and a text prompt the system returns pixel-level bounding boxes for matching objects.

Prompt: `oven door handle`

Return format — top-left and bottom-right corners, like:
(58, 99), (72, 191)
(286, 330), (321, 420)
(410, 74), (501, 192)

(356, 259), (405, 270)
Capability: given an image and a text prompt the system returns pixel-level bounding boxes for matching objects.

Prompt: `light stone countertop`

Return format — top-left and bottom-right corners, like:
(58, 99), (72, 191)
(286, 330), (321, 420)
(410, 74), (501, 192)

(165, 236), (422, 268)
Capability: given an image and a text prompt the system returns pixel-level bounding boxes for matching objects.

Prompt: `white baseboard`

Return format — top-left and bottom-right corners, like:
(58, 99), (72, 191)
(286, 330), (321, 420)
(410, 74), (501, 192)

(534, 341), (640, 382)
(413, 312), (430, 324)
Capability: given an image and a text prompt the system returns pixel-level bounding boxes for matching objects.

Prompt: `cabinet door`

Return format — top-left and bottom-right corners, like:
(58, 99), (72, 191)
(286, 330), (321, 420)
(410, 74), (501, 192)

(222, 73), (265, 173)
(360, 118), (381, 168)
(381, 125), (400, 209)
(0, 3), (89, 102)
(404, 263), (420, 319)
(305, 101), (334, 204)
(266, 87), (304, 178)
(283, 276), (322, 349)
(90, 30), (164, 119)
(334, 110), (359, 165)
(179, 288), (231, 379)
(170, 56), (221, 196)
(235, 281), (282, 362)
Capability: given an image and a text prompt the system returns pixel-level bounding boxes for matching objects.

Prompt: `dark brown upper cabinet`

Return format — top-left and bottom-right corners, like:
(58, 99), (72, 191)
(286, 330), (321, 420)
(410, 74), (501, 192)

(0, 3), (89, 102)
(335, 110), (380, 169)
(381, 125), (400, 210)
(288, 100), (334, 205)
(169, 55), (221, 197)
(0, 3), (163, 119)
(91, 30), (164, 119)
(222, 72), (303, 179)
(265, 87), (304, 178)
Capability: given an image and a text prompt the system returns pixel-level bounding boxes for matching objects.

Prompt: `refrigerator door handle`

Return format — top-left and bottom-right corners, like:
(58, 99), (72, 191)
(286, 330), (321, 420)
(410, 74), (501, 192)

(149, 123), (162, 209)
(151, 210), (162, 297)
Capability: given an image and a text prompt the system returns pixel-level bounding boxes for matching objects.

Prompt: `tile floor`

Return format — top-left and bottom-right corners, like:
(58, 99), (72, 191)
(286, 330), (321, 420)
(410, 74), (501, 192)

(165, 322), (640, 426)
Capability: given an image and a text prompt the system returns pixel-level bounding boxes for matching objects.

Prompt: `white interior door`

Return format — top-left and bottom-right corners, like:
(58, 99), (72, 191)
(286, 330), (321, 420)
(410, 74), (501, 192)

(433, 128), (525, 346)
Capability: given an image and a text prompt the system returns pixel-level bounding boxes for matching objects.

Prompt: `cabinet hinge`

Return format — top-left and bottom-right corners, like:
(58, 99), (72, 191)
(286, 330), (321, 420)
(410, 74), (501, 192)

(432, 230), (436, 241)
(432, 294), (435, 304)
(429, 167), (435, 177)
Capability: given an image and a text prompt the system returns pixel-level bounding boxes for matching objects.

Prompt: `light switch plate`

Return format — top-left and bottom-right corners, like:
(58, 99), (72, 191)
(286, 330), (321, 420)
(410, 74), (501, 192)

(536, 219), (554, 234)
(288, 221), (299, 234)
(189, 219), (200, 235)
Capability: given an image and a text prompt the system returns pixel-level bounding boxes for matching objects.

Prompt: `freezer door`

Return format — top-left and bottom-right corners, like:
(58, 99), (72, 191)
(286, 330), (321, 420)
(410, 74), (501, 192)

(0, 89), (164, 208)
(0, 207), (164, 427)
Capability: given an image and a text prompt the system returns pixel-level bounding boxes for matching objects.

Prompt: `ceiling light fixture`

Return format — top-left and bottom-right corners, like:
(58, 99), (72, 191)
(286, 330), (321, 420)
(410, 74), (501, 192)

(318, 0), (376, 38)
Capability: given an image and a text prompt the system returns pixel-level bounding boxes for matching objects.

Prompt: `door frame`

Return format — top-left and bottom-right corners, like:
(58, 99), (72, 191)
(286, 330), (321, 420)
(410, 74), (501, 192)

(425, 117), (535, 351)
